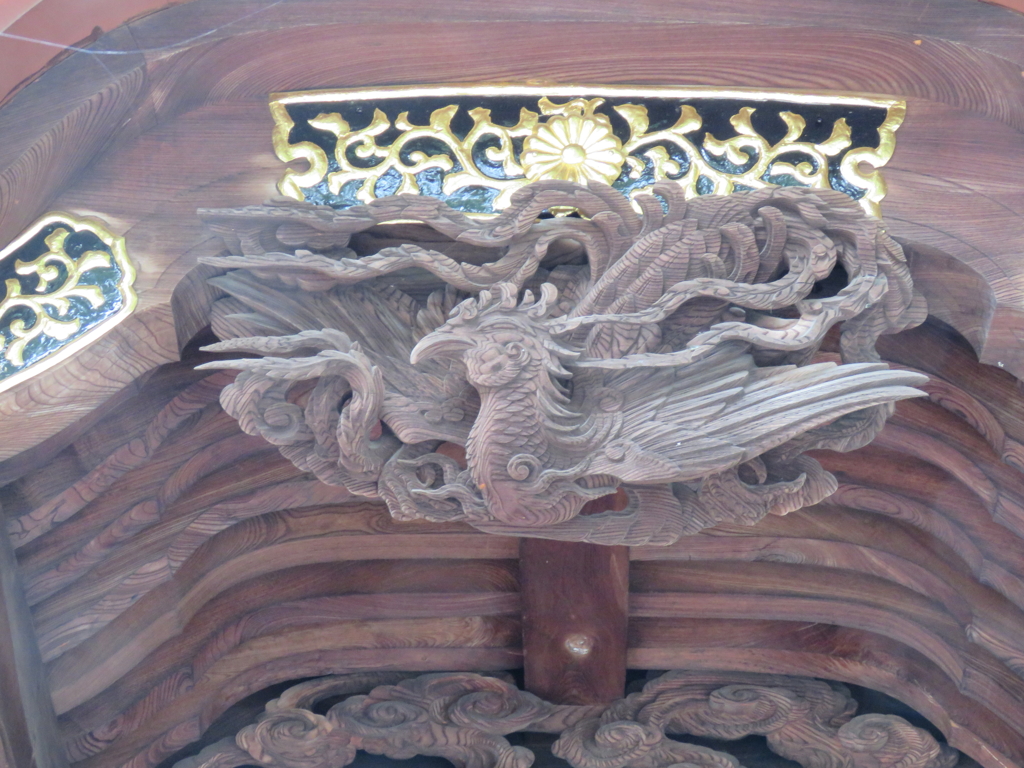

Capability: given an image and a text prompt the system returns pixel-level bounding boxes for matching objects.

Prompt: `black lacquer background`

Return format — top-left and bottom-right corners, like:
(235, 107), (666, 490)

(0, 223), (125, 382)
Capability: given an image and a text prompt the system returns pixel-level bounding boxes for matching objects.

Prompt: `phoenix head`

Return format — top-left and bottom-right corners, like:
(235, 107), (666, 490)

(411, 282), (580, 389)
(410, 282), (606, 527)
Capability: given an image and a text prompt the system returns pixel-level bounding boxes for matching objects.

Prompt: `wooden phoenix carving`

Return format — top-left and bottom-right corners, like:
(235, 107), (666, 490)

(198, 181), (928, 544)
(172, 670), (959, 768)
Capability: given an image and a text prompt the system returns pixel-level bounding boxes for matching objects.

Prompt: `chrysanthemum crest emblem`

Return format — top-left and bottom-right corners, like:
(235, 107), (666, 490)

(521, 98), (626, 185)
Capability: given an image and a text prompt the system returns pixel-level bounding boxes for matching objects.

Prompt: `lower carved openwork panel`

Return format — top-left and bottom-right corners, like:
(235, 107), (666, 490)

(173, 670), (959, 768)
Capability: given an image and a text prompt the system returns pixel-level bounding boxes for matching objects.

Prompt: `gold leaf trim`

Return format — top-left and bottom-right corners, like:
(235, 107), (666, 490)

(271, 84), (905, 217)
(0, 212), (137, 394)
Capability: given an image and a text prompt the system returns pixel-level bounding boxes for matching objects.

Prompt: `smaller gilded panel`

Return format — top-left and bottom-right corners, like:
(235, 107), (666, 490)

(0, 213), (137, 391)
(270, 85), (904, 217)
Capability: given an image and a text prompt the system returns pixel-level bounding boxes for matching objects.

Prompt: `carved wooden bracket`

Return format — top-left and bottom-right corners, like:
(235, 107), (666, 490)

(171, 670), (959, 768)
(199, 181), (928, 544)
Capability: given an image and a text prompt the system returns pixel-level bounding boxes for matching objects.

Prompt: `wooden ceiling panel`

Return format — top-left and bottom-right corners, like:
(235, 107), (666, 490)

(1, 2), (1024, 768)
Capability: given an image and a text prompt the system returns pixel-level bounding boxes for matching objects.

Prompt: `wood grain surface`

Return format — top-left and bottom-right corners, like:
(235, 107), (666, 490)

(3, 312), (1024, 768)
(0, 2), (1023, 768)
(0, 0), (1022, 458)
(520, 540), (628, 704)
(0, 520), (66, 768)
(628, 619), (1024, 768)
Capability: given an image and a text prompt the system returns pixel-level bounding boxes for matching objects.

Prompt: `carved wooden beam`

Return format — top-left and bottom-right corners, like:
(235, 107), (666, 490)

(170, 670), (959, 768)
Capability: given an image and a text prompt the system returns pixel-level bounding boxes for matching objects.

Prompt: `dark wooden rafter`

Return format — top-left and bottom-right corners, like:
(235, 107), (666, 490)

(520, 540), (628, 704)
(0, 518), (66, 768)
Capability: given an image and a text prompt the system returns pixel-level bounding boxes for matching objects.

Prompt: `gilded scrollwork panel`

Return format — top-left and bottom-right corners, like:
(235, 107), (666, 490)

(0, 212), (137, 391)
(269, 86), (904, 217)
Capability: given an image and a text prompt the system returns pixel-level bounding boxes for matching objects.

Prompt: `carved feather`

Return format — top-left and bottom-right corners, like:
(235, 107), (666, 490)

(588, 342), (925, 484)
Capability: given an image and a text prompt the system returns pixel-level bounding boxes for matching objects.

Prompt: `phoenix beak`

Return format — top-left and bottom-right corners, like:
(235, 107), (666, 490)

(410, 333), (474, 365)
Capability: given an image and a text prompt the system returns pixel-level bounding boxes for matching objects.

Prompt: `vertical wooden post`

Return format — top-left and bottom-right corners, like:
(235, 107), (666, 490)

(0, 530), (67, 768)
(519, 539), (628, 704)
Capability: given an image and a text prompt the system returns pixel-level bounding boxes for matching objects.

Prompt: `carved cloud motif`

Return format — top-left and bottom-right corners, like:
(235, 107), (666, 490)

(173, 671), (959, 768)
(198, 181), (928, 545)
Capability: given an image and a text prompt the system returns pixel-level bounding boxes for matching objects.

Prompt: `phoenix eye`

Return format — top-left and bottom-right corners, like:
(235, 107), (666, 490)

(505, 342), (524, 358)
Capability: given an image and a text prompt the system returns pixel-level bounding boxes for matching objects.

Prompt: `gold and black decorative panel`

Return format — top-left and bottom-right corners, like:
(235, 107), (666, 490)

(270, 85), (904, 217)
(0, 213), (136, 390)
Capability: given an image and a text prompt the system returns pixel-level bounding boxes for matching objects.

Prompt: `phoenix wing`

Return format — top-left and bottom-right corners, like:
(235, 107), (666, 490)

(586, 342), (927, 483)
(207, 269), (479, 446)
